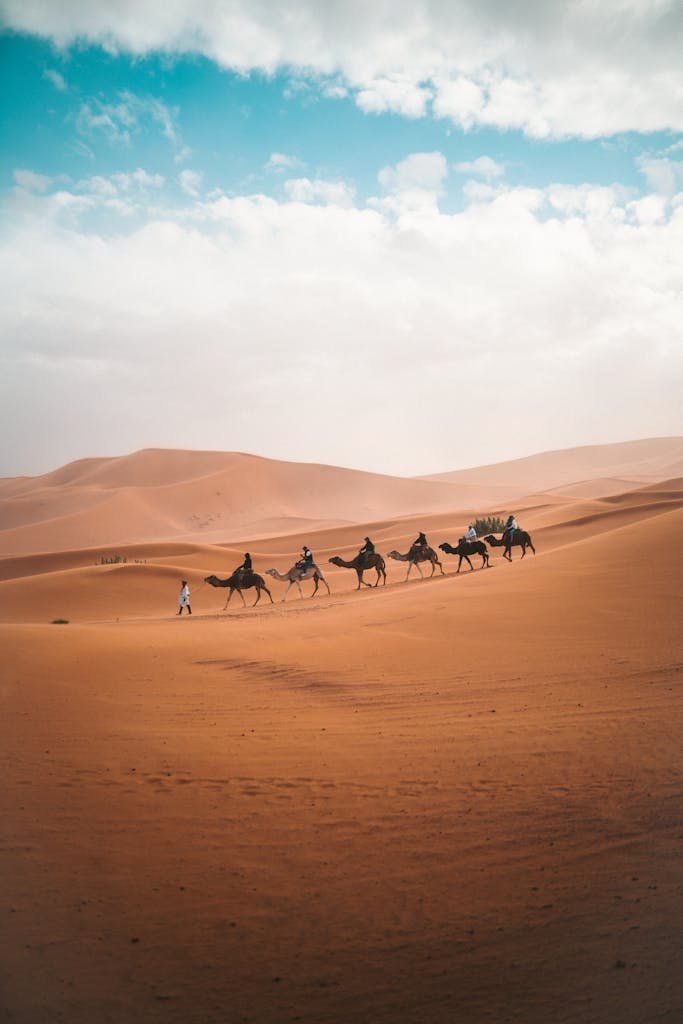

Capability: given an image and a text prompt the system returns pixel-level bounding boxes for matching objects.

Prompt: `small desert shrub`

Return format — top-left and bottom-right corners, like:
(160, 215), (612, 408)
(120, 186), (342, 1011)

(51, 618), (69, 624)
(99, 554), (127, 564)
(472, 516), (506, 536)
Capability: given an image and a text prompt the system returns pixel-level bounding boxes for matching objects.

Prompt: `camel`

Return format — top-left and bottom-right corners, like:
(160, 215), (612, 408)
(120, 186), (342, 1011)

(204, 571), (273, 609)
(439, 540), (490, 572)
(483, 531), (536, 562)
(329, 552), (387, 589)
(264, 563), (331, 601)
(387, 545), (444, 581)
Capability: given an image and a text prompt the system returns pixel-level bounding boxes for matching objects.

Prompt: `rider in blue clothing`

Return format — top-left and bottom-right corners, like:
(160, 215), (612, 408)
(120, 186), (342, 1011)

(503, 515), (518, 542)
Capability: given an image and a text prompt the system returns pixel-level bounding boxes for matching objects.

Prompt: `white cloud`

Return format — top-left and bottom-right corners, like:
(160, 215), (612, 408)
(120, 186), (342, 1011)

(77, 98), (137, 146)
(546, 184), (631, 221)
(627, 194), (668, 226)
(3, 172), (680, 476)
(13, 168), (52, 192)
(76, 90), (184, 153)
(322, 82), (348, 100)
(374, 152), (448, 216)
(117, 169), (165, 191)
(637, 156), (683, 197)
(378, 152), (447, 193)
(356, 76), (432, 118)
(432, 76), (485, 129)
(267, 152), (304, 173)
(283, 177), (355, 207)
(43, 68), (67, 91)
(179, 169), (202, 196)
(5, 0), (683, 136)
(454, 156), (504, 181)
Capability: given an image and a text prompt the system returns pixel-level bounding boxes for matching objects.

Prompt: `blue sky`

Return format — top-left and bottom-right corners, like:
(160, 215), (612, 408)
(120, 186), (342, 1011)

(0, 2), (682, 477)
(1, 33), (672, 212)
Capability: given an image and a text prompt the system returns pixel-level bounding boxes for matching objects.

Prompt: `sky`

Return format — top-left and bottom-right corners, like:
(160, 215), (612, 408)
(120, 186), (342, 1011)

(1, 1), (682, 478)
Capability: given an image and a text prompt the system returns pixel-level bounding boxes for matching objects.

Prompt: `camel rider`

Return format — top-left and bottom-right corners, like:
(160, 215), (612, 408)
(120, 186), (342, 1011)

(297, 545), (314, 570)
(461, 524), (477, 545)
(235, 552), (252, 573)
(503, 515), (518, 542)
(359, 537), (375, 563)
(410, 532), (428, 557)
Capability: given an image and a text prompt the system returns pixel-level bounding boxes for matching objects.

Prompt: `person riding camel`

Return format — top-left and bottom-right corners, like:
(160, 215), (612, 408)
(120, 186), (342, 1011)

(461, 524), (477, 545)
(409, 532), (428, 557)
(503, 515), (518, 542)
(296, 545), (314, 570)
(359, 537), (375, 564)
(235, 552), (252, 574)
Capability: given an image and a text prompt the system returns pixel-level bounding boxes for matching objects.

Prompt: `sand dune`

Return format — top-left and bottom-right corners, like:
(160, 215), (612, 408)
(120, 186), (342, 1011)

(2, 451), (682, 1024)
(2, 437), (680, 556)
(1, 476), (681, 625)
(419, 435), (683, 488)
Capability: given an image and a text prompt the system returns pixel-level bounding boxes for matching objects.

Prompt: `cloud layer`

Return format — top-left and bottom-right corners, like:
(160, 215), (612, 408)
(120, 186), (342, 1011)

(2, 158), (681, 476)
(3, 0), (683, 137)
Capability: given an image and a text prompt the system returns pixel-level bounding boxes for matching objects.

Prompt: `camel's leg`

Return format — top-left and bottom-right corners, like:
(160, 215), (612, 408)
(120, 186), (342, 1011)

(264, 586), (274, 603)
(224, 588), (233, 610)
(407, 561), (424, 581)
(311, 576), (319, 597)
(253, 589), (261, 607)
(322, 577), (331, 595)
(283, 580), (295, 602)
(457, 556), (463, 574)
(296, 580), (304, 599)
(437, 558), (444, 575)
(238, 589), (247, 607)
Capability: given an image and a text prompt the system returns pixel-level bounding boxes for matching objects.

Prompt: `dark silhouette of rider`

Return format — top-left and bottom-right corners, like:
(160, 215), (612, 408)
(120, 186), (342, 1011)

(236, 553), (252, 573)
(414, 532), (427, 548)
(359, 536), (375, 559)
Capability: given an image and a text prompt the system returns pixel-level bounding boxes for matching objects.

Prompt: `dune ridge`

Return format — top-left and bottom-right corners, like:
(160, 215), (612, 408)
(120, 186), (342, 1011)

(1, 437), (681, 556)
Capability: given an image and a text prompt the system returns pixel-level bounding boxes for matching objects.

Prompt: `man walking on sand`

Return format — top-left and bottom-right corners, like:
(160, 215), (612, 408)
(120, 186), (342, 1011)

(178, 580), (192, 615)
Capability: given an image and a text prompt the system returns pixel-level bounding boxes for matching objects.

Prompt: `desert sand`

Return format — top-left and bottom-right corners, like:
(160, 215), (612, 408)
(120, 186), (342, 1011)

(1, 440), (682, 1024)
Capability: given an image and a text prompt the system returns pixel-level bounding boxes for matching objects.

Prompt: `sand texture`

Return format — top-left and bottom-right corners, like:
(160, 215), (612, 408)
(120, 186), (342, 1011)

(1, 441), (682, 1023)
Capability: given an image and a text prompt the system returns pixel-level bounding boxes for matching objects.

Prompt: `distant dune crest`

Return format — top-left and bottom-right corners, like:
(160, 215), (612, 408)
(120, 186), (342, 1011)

(0, 437), (681, 555)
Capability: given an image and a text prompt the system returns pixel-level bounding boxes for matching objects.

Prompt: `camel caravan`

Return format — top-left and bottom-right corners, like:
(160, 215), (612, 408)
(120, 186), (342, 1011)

(201, 516), (535, 609)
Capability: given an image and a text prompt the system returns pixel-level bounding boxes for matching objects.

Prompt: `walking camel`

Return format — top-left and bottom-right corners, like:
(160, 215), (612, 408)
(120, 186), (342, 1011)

(264, 563), (331, 601)
(204, 571), (273, 609)
(387, 545), (444, 581)
(439, 540), (490, 572)
(483, 531), (536, 562)
(329, 552), (387, 589)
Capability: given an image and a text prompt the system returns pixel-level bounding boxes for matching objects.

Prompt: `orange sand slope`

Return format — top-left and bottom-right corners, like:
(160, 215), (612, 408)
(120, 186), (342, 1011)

(0, 474), (680, 625)
(2, 456), (682, 1023)
(1, 436), (680, 555)
(419, 435), (683, 494)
